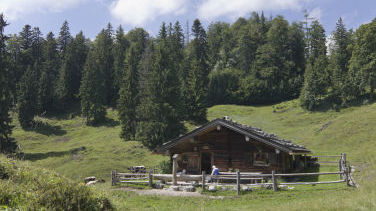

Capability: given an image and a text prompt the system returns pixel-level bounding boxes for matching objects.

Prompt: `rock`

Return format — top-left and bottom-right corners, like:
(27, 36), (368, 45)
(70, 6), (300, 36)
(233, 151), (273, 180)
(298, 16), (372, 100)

(261, 184), (273, 190)
(97, 179), (105, 183)
(288, 186), (295, 190)
(170, 186), (180, 191)
(155, 183), (165, 189)
(184, 186), (196, 192)
(241, 186), (252, 192)
(84, 176), (96, 183)
(86, 181), (97, 186)
(208, 186), (216, 191)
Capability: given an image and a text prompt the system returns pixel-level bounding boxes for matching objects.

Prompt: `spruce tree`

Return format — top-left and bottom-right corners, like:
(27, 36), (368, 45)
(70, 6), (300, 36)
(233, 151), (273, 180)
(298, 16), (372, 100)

(185, 19), (209, 123)
(136, 23), (185, 149)
(56, 32), (88, 108)
(39, 32), (58, 112)
(328, 17), (352, 105)
(58, 20), (72, 55)
(300, 20), (328, 110)
(113, 25), (129, 105)
(0, 14), (17, 153)
(118, 45), (139, 140)
(17, 64), (39, 128)
(95, 26), (114, 105)
(79, 49), (107, 125)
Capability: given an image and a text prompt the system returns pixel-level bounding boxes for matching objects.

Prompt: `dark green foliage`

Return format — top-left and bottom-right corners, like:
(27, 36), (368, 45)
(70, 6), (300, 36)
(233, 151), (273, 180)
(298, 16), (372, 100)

(346, 19), (376, 102)
(185, 19), (209, 123)
(58, 20), (72, 55)
(118, 45), (139, 140)
(80, 48), (107, 125)
(136, 23), (185, 149)
(39, 32), (59, 112)
(0, 14), (17, 153)
(208, 68), (242, 105)
(56, 32), (88, 108)
(300, 55), (329, 110)
(17, 65), (39, 128)
(300, 20), (329, 110)
(113, 25), (129, 105)
(328, 18), (352, 105)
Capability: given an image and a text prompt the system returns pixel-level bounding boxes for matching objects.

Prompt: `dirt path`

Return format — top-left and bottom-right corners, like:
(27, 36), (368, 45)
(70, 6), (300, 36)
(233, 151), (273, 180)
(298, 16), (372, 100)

(118, 187), (224, 199)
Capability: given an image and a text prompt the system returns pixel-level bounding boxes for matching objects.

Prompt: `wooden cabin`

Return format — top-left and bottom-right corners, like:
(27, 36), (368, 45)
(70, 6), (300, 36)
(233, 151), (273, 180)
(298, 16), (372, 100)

(156, 117), (311, 174)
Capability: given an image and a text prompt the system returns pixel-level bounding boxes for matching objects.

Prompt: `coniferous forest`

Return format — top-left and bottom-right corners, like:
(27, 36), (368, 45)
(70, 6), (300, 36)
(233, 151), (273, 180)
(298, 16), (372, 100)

(1, 12), (376, 152)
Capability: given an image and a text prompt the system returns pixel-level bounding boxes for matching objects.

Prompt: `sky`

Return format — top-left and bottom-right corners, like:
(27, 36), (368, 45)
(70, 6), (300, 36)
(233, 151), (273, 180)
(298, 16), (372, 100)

(0, 0), (374, 39)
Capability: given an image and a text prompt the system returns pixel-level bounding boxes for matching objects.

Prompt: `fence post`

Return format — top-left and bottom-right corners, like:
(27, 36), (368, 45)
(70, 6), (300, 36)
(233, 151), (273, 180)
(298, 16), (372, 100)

(111, 170), (114, 186)
(272, 170), (278, 192)
(148, 171), (153, 187)
(343, 153), (347, 168)
(338, 153), (342, 180)
(236, 170), (241, 195)
(202, 171), (206, 191)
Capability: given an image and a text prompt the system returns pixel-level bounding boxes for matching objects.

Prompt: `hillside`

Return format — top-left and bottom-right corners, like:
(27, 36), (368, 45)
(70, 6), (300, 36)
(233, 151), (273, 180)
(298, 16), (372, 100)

(11, 100), (376, 210)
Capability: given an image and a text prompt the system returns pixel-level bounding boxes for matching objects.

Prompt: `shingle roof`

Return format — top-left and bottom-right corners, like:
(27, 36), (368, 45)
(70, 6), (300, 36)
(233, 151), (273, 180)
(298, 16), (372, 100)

(156, 117), (311, 154)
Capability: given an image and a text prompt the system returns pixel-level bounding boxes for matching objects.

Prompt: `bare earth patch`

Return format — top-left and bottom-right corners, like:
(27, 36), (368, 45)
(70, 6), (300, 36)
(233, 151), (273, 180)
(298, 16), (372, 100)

(118, 187), (224, 199)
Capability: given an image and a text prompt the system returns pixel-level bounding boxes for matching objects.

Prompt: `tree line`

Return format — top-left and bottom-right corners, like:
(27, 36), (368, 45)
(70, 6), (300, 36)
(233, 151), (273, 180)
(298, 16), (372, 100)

(1, 12), (376, 152)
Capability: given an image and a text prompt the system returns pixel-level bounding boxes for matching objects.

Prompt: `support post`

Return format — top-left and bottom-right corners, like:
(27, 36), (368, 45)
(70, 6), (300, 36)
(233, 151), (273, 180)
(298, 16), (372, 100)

(148, 171), (153, 187)
(111, 170), (114, 186)
(343, 153), (347, 168)
(339, 153), (343, 179)
(344, 167), (349, 186)
(202, 171), (206, 191)
(172, 154), (179, 186)
(272, 170), (278, 192)
(236, 170), (241, 195)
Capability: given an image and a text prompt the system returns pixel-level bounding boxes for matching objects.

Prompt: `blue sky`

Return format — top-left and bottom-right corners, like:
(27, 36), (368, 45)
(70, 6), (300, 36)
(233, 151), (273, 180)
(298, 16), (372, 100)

(0, 0), (374, 39)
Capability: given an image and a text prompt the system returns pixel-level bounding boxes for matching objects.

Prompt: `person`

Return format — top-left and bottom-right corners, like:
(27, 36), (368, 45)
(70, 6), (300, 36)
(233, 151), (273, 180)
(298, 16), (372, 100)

(210, 165), (219, 183)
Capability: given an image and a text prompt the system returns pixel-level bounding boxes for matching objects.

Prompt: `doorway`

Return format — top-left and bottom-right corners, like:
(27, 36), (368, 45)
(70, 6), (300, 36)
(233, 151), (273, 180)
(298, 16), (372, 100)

(201, 153), (212, 174)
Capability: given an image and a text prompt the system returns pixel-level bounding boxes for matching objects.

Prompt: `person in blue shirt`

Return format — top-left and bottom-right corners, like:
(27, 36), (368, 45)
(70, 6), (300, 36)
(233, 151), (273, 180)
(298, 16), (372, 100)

(211, 165), (219, 183)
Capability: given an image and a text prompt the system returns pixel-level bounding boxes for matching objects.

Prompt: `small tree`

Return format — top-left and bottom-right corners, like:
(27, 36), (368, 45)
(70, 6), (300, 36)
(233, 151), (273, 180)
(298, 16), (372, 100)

(79, 49), (107, 125)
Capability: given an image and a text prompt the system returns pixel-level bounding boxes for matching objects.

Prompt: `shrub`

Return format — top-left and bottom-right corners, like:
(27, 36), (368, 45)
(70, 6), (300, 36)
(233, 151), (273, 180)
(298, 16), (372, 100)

(0, 156), (113, 210)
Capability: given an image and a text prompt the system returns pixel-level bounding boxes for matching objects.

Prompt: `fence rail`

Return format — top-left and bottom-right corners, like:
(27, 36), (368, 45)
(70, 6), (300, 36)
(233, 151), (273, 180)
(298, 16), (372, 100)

(112, 153), (357, 195)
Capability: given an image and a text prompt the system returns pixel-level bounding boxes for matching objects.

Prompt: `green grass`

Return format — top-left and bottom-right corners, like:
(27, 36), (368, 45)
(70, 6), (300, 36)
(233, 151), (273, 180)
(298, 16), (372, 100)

(10, 100), (376, 210)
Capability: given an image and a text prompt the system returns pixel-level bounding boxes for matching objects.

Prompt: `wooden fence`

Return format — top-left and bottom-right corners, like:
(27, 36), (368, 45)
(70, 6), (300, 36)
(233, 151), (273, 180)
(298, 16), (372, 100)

(112, 153), (357, 195)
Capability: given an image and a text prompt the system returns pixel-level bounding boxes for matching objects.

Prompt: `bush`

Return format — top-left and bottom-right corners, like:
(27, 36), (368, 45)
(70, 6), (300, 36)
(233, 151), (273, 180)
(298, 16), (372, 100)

(0, 156), (113, 210)
(158, 160), (172, 174)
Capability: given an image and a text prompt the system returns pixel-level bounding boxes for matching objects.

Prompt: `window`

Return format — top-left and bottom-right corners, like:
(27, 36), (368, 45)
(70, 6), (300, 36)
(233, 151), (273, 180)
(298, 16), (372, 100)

(253, 152), (269, 166)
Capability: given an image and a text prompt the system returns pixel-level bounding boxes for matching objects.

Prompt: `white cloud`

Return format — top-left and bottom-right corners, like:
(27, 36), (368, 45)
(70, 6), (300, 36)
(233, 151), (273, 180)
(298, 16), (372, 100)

(110, 0), (187, 26)
(309, 7), (322, 21)
(0, 0), (85, 21)
(198, 0), (310, 20)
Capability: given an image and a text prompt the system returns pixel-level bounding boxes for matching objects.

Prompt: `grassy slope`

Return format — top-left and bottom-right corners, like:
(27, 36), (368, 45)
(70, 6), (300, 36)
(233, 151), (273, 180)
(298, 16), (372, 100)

(12, 100), (376, 210)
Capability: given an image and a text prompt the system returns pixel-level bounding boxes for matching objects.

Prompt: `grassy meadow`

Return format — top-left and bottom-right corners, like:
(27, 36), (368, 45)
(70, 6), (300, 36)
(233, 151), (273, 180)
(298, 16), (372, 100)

(9, 100), (376, 210)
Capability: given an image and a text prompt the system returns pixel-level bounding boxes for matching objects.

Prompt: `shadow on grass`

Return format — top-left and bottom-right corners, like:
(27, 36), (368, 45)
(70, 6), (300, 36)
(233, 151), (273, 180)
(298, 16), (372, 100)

(21, 146), (86, 161)
(25, 121), (67, 136)
(91, 117), (120, 127)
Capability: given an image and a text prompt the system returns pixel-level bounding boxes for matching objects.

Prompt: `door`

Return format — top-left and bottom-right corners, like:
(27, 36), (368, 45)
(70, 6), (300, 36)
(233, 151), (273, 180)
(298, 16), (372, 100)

(201, 153), (212, 174)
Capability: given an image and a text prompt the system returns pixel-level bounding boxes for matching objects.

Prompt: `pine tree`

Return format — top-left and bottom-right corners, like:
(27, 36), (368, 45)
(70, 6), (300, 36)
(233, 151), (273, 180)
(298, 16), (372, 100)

(17, 64), (39, 128)
(39, 32), (59, 112)
(95, 25), (114, 105)
(136, 24), (185, 149)
(118, 45), (139, 140)
(300, 20), (328, 110)
(328, 17), (352, 105)
(0, 14), (17, 153)
(80, 49), (107, 125)
(347, 19), (376, 102)
(56, 32), (88, 108)
(58, 20), (72, 55)
(113, 25), (129, 105)
(185, 19), (209, 123)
